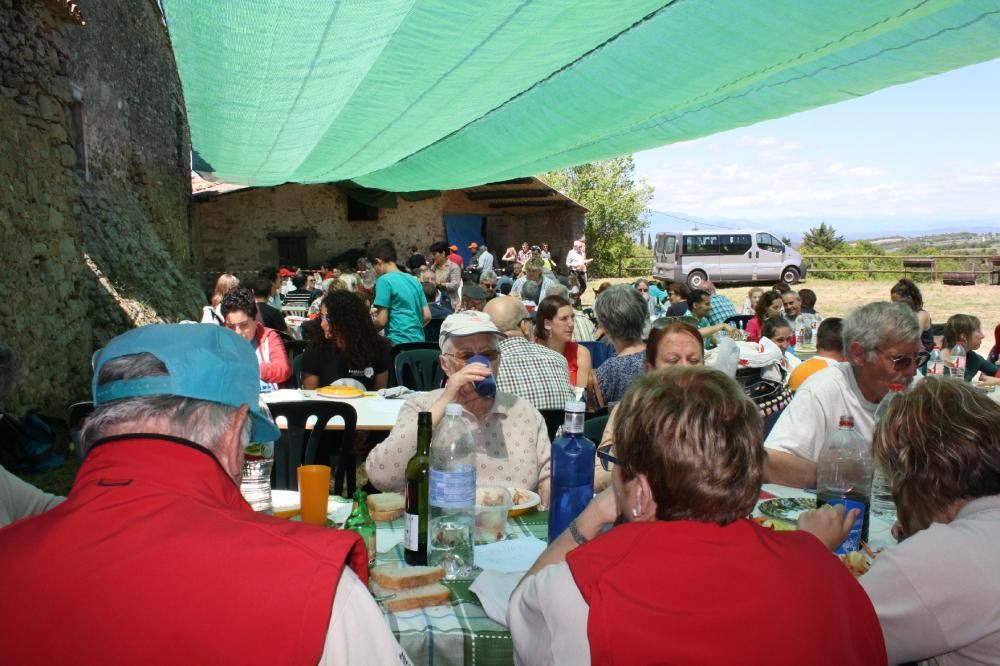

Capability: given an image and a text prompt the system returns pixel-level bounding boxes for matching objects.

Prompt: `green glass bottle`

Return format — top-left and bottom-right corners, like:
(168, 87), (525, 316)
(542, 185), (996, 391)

(345, 490), (377, 566)
(404, 412), (433, 565)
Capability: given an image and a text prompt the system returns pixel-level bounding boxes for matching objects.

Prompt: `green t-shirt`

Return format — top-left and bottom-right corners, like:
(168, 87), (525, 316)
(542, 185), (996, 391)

(373, 271), (427, 345)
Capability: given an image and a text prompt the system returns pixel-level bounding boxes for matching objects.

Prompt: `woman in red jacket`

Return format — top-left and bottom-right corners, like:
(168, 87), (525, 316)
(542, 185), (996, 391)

(220, 287), (291, 391)
(510, 366), (887, 665)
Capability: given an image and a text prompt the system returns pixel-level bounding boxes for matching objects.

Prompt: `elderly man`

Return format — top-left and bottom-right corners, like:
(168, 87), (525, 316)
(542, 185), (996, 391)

(565, 240), (592, 293)
(460, 282), (489, 312)
(478, 270), (499, 301)
(764, 302), (925, 488)
(476, 244), (495, 274)
(484, 296), (575, 411)
(366, 311), (551, 503)
(512, 257), (556, 303)
(0, 324), (407, 664)
(702, 281), (739, 326)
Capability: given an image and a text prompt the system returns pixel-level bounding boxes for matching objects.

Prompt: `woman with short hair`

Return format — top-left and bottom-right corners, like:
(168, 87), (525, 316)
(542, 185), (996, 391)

(857, 378), (1000, 663)
(941, 313), (1000, 385)
(511, 366), (886, 664)
(535, 295), (591, 394)
(591, 285), (648, 407)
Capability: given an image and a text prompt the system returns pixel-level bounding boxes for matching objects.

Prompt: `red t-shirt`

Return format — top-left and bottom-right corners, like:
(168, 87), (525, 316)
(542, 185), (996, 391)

(567, 519), (886, 665)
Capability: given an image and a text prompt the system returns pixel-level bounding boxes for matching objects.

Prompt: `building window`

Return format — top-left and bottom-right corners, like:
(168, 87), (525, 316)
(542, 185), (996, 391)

(276, 236), (308, 268)
(70, 84), (88, 179)
(347, 197), (379, 221)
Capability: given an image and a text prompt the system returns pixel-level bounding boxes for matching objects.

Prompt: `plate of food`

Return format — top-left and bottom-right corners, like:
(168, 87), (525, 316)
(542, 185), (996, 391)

(316, 385), (366, 399)
(756, 497), (816, 524)
(507, 487), (541, 517)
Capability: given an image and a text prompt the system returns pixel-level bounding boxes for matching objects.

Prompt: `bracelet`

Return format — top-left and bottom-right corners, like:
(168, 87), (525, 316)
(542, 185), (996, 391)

(568, 519), (589, 546)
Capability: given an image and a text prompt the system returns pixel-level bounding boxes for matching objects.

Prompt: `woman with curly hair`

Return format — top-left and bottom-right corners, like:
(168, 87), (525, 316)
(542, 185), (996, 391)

(744, 290), (783, 342)
(301, 290), (392, 391)
(890, 278), (933, 352)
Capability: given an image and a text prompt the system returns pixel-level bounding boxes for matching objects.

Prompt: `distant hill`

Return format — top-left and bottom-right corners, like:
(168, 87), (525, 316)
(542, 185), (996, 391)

(642, 210), (1000, 247)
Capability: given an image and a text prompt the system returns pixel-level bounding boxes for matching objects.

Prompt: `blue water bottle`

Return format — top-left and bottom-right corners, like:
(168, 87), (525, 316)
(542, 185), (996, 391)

(467, 354), (497, 398)
(548, 401), (596, 542)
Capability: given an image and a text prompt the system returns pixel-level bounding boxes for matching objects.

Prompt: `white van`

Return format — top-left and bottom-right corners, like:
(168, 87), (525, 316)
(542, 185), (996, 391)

(652, 230), (806, 288)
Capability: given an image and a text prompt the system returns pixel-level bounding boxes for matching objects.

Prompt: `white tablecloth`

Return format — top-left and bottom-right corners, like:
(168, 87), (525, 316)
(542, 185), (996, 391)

(261, 389), (406, 431)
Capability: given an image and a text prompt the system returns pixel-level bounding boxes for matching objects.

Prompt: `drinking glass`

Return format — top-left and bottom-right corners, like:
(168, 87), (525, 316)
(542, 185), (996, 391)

(298, 464), (331, 525)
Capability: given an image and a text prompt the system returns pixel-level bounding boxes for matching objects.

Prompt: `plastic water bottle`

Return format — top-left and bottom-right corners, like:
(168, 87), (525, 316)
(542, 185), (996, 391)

(428, 403), (476, 578)
(871, 384), (903, 522)
(467, 354), (497, 398)
(949, 344), (967, 381)
(548, 401), (596, 543)
(816, 415), (872, 554)
(926, 345), (944, 377)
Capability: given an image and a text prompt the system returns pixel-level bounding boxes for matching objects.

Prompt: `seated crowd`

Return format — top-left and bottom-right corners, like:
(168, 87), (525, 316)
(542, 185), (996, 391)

(3, 241), (1000, 664)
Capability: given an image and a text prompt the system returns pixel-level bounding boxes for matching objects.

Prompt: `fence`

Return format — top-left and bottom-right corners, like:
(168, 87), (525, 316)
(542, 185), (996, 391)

(604, 253), (1000, 283)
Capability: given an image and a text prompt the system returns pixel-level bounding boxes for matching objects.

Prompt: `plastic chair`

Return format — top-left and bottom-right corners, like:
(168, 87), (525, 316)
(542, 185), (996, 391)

(394, 349), (443, 391)
(266, 400), (358, 496)
(579, 340), (615, 370)
(583, 414), (609, 443)
(538, 409), (565, 442)
(291, 354), (303, 388)
(724, 315), (755, 331)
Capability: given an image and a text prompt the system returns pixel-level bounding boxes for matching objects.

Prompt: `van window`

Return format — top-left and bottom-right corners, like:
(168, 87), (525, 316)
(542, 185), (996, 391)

(658, 235), (676, 254)
(719, 234), (752, 255)
(757, 233), (784, 253)
(683, 235), (719, 255)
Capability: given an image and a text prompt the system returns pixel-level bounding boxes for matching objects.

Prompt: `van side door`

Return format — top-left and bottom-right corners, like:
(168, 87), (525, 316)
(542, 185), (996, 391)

(652, 233), (680, 282)
(717, 233), (754, 281)
(755, 232), (785, 281)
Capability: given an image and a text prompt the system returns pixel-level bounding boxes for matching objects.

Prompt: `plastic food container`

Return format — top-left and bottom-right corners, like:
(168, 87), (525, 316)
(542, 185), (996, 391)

(475, 486), (513, 544)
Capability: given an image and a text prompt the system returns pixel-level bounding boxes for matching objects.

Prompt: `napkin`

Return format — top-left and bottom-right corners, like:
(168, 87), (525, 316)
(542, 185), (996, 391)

(469, 570), (524, 627)
(473, 537), (547, 573)
(376, 528), (405, 554)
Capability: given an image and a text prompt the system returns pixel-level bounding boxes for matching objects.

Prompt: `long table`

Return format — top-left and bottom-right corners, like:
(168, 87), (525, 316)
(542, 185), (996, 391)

(262, 388), (405, 431)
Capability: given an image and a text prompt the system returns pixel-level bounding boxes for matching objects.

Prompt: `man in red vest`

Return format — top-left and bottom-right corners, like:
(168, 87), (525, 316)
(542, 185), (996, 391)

(0, 324), (410, 665)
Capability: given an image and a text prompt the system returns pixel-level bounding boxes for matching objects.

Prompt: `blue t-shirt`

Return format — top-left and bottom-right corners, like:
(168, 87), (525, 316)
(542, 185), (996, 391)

(373, 271), (427, 345)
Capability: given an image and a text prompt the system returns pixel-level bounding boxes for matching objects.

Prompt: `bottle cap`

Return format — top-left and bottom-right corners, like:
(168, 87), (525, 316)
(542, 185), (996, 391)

(838, 415), (854, 428)
(564, 401), (586, 413)
(445, 403), (464, 416)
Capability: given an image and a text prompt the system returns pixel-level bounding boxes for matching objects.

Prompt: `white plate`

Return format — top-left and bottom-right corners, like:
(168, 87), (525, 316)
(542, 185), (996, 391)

(508, 488), (541, 516)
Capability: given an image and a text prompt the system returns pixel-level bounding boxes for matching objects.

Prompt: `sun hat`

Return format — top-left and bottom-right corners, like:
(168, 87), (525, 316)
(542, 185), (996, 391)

(92, 324), (280, 443)
(279, 268), (295, 278)
(462, 284), (488, 301)
(439, 311), (501, 348)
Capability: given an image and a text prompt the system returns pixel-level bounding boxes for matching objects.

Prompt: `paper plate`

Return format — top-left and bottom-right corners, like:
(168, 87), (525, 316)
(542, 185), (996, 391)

(507, 488), (541, 517)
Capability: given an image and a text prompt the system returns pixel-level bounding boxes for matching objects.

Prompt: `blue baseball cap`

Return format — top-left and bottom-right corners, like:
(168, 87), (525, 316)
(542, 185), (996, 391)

(92, 324), (280, 443)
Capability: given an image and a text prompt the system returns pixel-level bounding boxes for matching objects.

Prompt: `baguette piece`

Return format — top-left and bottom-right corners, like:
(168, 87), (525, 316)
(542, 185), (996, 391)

(367, 492), (405, 522)
(370, 580), (451, 613)
(370, 563), (444, 590)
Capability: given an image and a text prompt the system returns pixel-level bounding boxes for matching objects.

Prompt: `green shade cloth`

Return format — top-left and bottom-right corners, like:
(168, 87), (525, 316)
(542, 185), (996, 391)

(162, 0), (1000, 191)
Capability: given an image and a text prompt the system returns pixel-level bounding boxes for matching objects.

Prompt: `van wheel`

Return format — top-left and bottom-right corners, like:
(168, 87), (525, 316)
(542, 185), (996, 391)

(686, 270), (707, 289)
(782, 267), (800, 284)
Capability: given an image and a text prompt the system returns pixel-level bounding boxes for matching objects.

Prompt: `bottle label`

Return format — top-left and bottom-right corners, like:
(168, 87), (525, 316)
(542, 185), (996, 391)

(825, 498), (865, 555)
(404, 512), (419, 551)
(429, 467), (475, 508)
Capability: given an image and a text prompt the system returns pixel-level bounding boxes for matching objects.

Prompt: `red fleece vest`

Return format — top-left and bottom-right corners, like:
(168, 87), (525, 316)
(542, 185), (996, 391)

(0, 436), (367, 665)
(567, 519), (886, 665)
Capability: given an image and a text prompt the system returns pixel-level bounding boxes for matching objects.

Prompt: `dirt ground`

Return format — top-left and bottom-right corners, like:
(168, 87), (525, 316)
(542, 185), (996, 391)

(581, 277), (1000, 331)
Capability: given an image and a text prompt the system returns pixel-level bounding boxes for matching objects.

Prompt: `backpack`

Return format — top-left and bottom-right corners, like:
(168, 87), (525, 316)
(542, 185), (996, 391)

(0, 410), (69, 473)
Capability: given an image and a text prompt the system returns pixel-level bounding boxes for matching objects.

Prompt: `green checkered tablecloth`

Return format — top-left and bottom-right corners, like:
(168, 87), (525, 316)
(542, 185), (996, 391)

(375, 510), (548, 666)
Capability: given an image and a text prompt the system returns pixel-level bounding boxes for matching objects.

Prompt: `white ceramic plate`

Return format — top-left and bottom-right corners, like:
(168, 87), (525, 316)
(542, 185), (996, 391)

(508, 488), (541, 516)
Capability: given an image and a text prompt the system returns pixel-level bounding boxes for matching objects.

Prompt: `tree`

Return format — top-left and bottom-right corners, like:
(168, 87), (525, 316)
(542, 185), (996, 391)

(540, 156), (653, 277)
(801, 222), (846, 252)
(646, 234), (653, 251)
(781, 235), (793, 247)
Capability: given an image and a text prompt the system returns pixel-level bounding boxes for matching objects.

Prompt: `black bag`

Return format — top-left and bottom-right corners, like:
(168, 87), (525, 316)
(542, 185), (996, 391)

(0, 410), (69, 473)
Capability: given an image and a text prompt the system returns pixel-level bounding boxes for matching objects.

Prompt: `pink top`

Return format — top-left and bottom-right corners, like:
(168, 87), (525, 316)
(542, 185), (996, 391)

(745, 316), (762, 342)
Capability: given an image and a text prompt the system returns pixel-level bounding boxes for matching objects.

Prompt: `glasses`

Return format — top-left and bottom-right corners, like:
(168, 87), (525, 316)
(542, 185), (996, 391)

(597, 444), (619, 472)
(876, 348), (930, 370)
(443, 350), (499, 363)
(482, 283), (497, 289)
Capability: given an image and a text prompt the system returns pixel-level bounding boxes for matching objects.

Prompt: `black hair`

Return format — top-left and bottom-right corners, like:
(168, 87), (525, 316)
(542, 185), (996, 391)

(686, 288), (710, 310)
(369, 238), (398, 264)
(816, 317), (843, 353)
(220, 286), (257, 319)
(292, 272), (307, 289)
(429, 241), (450, 255)
(252, 275), (273, 298)
(762, 316), (791, 340)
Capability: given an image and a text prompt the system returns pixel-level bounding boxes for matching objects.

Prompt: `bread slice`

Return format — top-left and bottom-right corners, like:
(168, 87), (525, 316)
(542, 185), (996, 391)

(370, 563), (444, 591)
(370, 579), (451, 613)
(367, 492), (405, 522)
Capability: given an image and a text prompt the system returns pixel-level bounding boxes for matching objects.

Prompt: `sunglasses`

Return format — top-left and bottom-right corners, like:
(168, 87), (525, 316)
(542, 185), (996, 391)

(597, 444), (619, 472)
(876, 348), (930, 370)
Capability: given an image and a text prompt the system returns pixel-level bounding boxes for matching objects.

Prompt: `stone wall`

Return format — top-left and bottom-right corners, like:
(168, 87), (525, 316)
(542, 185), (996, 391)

(0, 0), (202, 416)
(191, 184), (585, 276)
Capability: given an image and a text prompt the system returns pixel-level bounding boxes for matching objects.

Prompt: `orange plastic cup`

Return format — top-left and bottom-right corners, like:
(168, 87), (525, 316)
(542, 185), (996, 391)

(297, 465), (331, 525)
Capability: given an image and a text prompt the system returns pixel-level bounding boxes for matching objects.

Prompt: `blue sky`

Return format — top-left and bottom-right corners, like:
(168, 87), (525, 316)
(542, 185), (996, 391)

(634, 58), (1000, 236)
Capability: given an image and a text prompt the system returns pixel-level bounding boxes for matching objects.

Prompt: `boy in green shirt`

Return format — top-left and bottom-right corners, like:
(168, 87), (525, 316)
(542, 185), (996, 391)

(370, 239), (431, 345)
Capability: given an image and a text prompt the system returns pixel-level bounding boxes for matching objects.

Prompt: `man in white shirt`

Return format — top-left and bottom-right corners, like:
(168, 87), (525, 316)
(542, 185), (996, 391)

(565, 240), (592, 293)
(764, 301), (924, 488)
(476, 243), (495, 273)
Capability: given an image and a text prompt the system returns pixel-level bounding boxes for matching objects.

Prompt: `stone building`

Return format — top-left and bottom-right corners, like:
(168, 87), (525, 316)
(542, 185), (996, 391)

(190, 177), (586, 278)
(1, 0), (202, 415)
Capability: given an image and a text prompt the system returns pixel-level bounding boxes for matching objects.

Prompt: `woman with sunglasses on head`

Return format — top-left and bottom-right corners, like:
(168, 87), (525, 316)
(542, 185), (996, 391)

(594, 320), (704, 491)
(851, 378), (1000, 664)
(941, 314), (1000, 386)
(300, 290), (392, 391)
(535, 295), (592, 396)
(510, 366), (886, 665)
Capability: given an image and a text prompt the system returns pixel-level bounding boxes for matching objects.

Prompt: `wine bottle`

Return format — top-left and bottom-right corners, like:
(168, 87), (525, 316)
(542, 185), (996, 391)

(404, 411), (433, 565)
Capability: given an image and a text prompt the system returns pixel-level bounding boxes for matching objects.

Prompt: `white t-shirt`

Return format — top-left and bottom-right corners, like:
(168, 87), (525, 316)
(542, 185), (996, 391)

(320, 568), (412, 665)
(509, 563), (590, 665)
(859, 496), (1000, 665)
(566, 249), (586, 270)
(764, 363), (878, 462)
